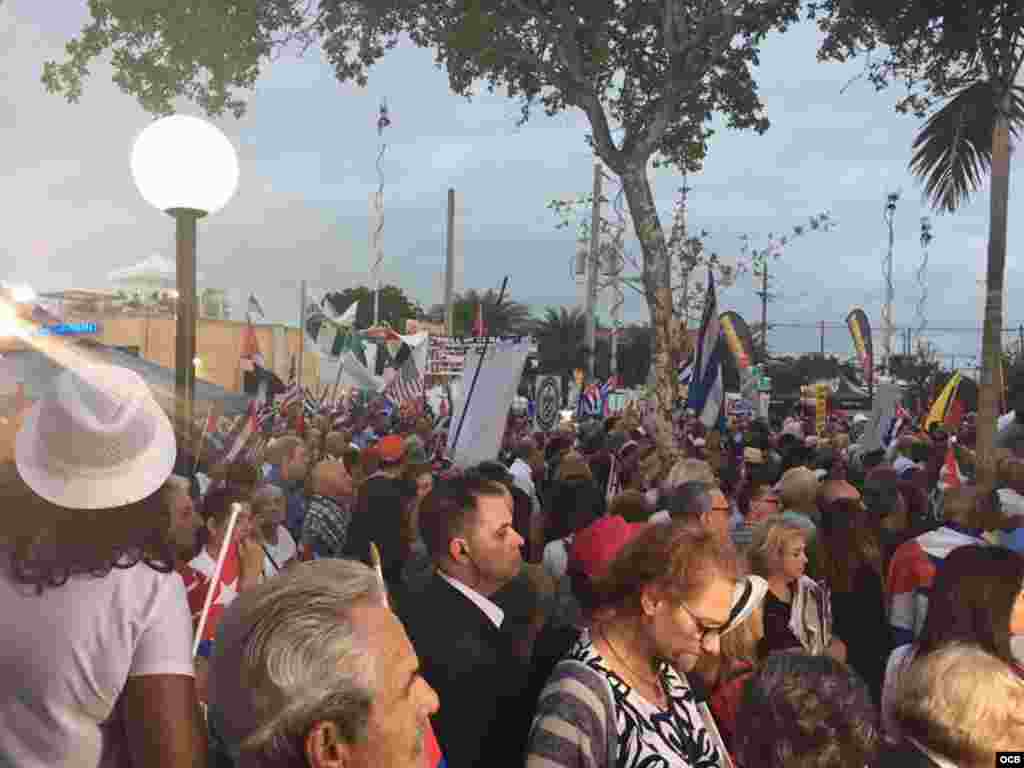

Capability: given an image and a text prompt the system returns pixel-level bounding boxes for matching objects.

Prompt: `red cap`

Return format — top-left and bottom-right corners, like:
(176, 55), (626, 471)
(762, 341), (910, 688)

(375, 434), (406, 464)
(569, 516), (646, 582)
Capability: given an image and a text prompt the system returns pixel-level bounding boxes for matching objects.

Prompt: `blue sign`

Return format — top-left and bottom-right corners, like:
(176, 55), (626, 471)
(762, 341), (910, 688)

(35, 322), (100, 337)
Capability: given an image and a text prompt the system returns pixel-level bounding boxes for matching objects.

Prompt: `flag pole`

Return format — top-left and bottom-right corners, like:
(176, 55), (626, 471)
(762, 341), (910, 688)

(450, 276), (508, 460)
(193, 402), (214, 475)
(193, 502), (241, 658)
(298, 280), (307, 391)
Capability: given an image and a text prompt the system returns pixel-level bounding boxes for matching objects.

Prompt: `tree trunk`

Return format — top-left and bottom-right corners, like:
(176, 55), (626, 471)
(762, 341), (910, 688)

(619, 164), (681, 465)
(975, 108), (1012, 529)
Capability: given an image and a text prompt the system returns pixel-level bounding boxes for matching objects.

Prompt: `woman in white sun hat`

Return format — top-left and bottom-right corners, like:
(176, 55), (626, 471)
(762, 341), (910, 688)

(0, 365), (205, 768)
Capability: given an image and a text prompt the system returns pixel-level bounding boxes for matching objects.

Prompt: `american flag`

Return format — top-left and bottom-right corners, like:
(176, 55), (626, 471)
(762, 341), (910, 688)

(384, 354), (424, 406)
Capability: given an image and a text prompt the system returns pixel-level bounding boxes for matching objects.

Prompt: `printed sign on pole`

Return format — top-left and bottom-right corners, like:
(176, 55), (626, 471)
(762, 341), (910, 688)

(815, 383), (829, 437)
(534, 375), (561, 432)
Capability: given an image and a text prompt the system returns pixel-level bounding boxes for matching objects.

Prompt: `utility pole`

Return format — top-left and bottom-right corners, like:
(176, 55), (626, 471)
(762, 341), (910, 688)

(819, 320), (825, 356)
(444, 188), (456, 336)
(583, 162), (601, 382)
(754, 260), (773, 362)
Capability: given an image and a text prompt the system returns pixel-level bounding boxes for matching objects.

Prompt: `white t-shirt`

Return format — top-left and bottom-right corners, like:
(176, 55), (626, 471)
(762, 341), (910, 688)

(0, 557), (194, 768)
(262, 525), (297, 579)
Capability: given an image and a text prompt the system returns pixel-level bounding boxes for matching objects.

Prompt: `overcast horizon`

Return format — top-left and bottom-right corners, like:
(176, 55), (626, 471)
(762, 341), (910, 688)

(4, 2), (1022, 368)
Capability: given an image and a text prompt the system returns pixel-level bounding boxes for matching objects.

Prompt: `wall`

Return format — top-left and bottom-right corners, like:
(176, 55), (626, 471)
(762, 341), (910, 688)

(63, 312), (321, 393)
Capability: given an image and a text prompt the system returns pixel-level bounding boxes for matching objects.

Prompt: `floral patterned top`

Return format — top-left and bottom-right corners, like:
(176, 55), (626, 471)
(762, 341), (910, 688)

(527, 628), (729, 768)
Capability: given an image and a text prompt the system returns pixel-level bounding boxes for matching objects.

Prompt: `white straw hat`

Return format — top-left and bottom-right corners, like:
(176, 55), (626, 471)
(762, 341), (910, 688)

(15, 364), (176, 509)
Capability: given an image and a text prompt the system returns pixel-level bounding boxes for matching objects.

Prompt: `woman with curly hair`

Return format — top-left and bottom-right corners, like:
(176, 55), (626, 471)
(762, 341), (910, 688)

(0, 366), (205, 768)
(736, 651), (880, 768)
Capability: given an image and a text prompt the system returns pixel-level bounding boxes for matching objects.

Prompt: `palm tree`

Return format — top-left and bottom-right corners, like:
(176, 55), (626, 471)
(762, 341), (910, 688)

(532, 307), (587, 403)
(814, 0), (1024, 527)
(909, 62), (1024, 503)
(427, 288), (532, 336)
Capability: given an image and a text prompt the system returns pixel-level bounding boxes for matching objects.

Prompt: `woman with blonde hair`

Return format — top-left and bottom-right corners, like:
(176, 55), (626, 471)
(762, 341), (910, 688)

(879, 643), (1024, 767)
(527, 524), (739, 768)
(749, 515), (846, 662)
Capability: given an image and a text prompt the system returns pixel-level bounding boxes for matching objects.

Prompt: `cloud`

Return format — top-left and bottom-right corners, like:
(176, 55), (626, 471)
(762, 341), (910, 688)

(5, 0), (1024, 362)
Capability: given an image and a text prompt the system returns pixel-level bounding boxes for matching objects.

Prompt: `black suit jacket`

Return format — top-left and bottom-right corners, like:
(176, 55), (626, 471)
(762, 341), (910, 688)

(394, 573), (530, 768)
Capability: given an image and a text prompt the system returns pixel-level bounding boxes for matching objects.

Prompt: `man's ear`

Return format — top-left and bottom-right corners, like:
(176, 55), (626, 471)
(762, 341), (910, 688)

(448, 536), (469, 564)
(305, 720), (350, 768)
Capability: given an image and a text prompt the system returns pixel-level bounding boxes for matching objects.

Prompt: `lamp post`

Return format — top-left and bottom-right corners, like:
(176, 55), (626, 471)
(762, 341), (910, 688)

(130, 115), (239, 453)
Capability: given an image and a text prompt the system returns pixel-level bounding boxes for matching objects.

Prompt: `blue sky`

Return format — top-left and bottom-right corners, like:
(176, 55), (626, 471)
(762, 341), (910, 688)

(3, 1), (1021, 368)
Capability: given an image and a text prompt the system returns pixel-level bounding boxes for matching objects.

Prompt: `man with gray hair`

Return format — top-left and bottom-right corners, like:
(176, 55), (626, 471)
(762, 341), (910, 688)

(663, 480), (733, 546)
(207, 559), (439, 768)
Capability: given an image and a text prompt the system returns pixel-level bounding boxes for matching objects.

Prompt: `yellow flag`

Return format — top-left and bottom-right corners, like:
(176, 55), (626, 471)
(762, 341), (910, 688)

(925, 371), (962, 431)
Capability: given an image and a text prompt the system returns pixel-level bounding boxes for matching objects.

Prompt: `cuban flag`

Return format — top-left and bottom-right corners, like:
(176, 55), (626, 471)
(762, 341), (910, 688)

(684, 268), (724, 428)
(678, 356), (694, 387)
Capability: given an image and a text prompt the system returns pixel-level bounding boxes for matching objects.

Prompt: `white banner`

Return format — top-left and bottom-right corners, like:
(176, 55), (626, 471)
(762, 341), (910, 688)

(319, 351), (386, 393)
(447, 339), (530, 467)
(860, 382), (902, 452)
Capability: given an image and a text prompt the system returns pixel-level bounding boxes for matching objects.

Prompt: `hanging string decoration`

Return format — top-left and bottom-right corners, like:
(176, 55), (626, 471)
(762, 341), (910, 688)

(371, 100), (390, 322)
(916, 217), (933, 345)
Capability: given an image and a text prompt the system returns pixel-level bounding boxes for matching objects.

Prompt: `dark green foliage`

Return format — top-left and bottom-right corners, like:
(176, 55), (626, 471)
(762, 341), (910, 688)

(425, 288), (532, 336)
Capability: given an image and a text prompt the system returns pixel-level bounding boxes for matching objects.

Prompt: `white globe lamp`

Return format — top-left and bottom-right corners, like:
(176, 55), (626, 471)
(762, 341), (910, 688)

(130, 114), (239, 215)
(130, 114), (239, 447)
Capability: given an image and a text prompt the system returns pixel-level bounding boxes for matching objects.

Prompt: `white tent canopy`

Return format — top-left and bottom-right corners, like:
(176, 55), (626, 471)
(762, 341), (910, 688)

(107, 253), (205, 292)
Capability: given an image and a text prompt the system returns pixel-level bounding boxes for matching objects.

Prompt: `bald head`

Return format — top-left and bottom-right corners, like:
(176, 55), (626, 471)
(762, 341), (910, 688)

(311, 460), (350, 499)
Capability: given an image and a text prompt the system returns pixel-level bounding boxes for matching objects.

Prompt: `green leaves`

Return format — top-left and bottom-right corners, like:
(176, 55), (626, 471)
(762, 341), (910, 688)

(43, 0), (304, 117)
(909, 81), (1024, 212)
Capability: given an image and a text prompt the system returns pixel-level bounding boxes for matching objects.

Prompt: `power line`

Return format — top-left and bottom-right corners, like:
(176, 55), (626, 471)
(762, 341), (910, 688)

(767, 321), (1024, 333)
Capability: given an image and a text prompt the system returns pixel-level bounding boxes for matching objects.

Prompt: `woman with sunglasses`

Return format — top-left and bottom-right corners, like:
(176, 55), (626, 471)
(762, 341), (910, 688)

(527, 523), (739, 768)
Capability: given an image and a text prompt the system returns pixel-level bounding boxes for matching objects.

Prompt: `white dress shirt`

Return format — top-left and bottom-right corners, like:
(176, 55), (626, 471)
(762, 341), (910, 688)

(437, 570), (505, 628)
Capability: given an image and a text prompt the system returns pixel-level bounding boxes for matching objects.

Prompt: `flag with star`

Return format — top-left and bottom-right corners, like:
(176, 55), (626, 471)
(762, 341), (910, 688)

(181, 540), (242, 645)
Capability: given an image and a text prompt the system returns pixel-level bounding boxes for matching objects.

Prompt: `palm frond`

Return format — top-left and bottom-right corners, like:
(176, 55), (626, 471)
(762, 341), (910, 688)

(910, 81), (1024, 212)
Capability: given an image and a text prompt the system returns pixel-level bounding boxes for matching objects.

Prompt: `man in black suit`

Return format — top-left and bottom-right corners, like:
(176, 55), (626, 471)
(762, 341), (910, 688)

(393, 474), (530, 768)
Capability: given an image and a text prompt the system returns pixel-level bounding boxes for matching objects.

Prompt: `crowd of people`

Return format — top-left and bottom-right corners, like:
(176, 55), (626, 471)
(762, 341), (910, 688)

(3, 362), (1024, 768)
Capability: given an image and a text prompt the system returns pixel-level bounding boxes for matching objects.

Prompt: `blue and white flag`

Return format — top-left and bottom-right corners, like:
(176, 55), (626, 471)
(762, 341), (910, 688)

(684, 268), (724, 428)
(678, 355), (694, 387)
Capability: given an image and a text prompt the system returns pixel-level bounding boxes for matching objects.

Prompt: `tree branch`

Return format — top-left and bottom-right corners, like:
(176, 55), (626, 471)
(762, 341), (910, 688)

(630, 0), (789, 160)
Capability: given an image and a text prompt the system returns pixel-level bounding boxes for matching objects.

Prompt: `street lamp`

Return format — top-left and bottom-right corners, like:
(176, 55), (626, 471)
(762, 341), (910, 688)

(130, 114), (239, 451)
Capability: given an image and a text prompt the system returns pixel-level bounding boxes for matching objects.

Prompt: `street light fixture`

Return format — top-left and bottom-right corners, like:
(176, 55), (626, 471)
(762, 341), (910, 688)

(130, 114), (239, 452)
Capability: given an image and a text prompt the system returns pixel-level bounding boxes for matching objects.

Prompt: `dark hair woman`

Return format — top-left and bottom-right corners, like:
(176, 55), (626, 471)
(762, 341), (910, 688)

(819, 496), (888, 705)
(880, 544), (1024, 745)
(737, 651), (880, 768)
(0, 366), (205, 768)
